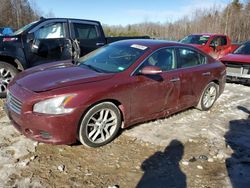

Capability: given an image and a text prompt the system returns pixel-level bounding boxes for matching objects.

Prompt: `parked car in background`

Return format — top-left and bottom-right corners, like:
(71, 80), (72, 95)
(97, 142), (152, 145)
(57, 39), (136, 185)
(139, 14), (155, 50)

(220, 40), (250, 83)
(5, 39), (226, 147)
(180, 33), (239, 60)
(0, 17), (149, 97)
(0, 27), (14, 36)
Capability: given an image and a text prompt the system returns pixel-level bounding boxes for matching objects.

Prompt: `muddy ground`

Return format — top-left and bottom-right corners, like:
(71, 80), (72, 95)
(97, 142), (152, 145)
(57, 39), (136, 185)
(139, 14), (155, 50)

(0, 83), (250, 188)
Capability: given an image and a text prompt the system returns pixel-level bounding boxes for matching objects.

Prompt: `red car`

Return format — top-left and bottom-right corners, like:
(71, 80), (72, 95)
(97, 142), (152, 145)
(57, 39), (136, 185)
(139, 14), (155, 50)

(220, 40), (250, 83)
(180, 34), (238, 59)
(5, 40), (226, 147)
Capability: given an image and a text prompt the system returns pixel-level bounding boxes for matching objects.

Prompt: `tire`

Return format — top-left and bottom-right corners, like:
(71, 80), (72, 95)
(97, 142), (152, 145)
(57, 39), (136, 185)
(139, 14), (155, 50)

(78, 102), (121, 147)
(196, 82), (218, 111)
(0, 61), (18, 98)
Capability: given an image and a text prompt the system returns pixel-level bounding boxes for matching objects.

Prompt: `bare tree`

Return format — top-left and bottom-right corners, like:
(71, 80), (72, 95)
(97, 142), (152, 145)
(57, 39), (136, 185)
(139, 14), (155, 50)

(104, 0), (250, 43)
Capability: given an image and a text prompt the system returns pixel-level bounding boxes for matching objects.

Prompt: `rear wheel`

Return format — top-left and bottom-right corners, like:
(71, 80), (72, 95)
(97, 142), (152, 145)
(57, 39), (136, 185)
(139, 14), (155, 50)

(0, 62), (18, 98)
(196, 82), (218, 111)
(78, 102), (121, 147)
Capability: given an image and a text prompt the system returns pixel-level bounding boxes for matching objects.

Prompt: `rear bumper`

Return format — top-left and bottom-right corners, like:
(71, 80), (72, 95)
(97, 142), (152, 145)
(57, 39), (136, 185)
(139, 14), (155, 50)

(226, 75), (250, 84)
(225, 63), (250, 81)
(227, 72), (250, 80)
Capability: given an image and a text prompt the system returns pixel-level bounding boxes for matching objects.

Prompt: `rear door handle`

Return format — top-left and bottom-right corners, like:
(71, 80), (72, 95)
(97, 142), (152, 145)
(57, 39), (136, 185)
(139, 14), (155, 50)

(96, 42), (105, 46)
(170, 77), (180, 82)
(202, 72), (211, 76)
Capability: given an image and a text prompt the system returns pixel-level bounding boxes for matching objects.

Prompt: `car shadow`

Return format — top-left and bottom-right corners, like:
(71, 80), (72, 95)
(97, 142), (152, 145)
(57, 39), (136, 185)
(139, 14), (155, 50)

(225, 106), (250, 188)
(136, 139), (186, 188)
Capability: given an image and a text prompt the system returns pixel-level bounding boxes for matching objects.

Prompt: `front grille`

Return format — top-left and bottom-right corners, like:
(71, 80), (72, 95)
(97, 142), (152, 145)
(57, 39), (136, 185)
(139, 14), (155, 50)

(7, 92), (22, 115)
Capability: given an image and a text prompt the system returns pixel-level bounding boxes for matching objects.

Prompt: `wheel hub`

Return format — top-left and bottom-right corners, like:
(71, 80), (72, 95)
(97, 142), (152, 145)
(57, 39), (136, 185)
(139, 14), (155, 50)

(86, 108), (118, 144)
(0, 68), (14, 93)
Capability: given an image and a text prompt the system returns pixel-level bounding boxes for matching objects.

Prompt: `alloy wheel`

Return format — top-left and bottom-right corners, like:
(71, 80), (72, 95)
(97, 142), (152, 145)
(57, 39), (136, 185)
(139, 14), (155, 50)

(0, 68), (14, 93)
(203, 85), (217, 109)
(86, 108), (118, 144)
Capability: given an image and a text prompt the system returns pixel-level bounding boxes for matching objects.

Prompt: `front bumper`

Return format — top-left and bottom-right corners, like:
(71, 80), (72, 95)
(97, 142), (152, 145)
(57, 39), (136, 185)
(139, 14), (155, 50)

(5, 84), (83, 145)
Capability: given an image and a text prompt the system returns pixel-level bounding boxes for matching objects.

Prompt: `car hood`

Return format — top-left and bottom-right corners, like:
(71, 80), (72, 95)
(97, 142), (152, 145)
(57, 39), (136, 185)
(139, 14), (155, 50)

(16, 61), (114, 92)
(220, 54), (250, 64)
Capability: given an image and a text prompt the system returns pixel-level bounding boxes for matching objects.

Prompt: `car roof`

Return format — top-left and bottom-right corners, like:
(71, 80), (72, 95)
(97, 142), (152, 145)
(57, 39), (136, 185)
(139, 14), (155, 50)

(190, 33), (226, 37)
(39, 17), (101, 25)
(111, 39), (190, 49)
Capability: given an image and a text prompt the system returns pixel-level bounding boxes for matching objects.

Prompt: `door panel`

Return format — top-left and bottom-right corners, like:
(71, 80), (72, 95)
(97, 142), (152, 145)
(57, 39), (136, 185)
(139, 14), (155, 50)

(29, 38), (72, 66)
(70, 22), (106, 56)
(130, 75), (167, 121)
(177, 48), (212, 108)
(130, 47), (180, 122)
(24, 21), (72, 67)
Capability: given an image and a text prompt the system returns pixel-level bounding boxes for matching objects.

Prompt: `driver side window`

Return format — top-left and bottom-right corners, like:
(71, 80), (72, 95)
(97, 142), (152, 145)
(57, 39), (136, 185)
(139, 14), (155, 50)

(34, 22), (66, 39)
(210, 36), (227, 47)
(138, 48), (176, 72)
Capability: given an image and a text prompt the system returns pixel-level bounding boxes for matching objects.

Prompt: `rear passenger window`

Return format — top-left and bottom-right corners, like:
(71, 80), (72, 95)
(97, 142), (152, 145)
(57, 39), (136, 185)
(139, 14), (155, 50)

(73, 23), (98, 39)
(178, 48), (206, 68)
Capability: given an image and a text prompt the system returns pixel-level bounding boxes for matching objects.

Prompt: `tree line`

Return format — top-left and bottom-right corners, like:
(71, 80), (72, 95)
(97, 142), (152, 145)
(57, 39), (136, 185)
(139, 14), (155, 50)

(0, 0), (249, 43)
(103, 0), (250, 43)
(0, 0), (53, 30)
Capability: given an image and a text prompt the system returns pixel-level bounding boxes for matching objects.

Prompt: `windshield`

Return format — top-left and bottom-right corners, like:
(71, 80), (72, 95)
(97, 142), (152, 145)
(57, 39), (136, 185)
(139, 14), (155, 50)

(234, 42), (250, 55)
(12, 21), (38, 35)
(78, 43), (149, 73)
(180, 35), (210, 45)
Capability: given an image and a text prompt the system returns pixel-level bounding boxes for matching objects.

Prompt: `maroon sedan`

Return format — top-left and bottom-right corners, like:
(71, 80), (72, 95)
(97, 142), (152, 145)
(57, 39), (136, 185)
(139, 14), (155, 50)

(5, 40), (226, 147)
(220, 40), (250, 83)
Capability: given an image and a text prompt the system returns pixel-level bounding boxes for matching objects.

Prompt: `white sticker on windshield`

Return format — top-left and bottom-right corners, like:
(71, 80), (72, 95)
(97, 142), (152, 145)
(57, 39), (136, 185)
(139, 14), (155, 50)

(118, 67), (125, 71)
(131, 44), (148, 50)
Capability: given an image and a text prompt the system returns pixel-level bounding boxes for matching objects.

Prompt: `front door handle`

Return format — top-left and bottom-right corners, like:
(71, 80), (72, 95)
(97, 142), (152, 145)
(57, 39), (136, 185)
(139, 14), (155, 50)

(170, 77), (180, 82)
(202, 72), (211, 76)
(96, 42), (105, 47)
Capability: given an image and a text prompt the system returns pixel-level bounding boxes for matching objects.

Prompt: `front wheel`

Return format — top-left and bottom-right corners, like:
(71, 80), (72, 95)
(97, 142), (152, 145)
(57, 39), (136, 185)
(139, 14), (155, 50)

(78, 102), (121, 147)
(196, 82), (218, 111)
(0, 62), (18, 98)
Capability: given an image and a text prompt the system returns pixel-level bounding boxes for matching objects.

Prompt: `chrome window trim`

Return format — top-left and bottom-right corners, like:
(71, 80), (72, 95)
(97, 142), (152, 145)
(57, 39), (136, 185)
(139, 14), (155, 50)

(69, 20), (101, 39)
(28, 19), (67, 34)
(130, 45), (209, 77)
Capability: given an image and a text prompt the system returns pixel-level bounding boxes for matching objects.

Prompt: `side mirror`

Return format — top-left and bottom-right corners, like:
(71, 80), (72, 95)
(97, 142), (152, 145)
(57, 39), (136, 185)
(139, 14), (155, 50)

(140, 66), (162, 75)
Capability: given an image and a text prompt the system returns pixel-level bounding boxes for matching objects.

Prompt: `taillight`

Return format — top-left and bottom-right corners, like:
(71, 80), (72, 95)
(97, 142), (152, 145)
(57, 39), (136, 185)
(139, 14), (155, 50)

(3, 37), (18, 42)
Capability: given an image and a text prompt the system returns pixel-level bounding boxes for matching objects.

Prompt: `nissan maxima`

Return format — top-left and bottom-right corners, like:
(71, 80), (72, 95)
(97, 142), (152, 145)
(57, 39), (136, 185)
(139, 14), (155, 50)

(5, 39), (226, 147)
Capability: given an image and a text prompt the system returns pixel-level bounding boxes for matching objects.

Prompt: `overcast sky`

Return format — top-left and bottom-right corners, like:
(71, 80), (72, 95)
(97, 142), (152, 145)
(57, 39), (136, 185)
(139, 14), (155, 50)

(34, 0), (246, 26)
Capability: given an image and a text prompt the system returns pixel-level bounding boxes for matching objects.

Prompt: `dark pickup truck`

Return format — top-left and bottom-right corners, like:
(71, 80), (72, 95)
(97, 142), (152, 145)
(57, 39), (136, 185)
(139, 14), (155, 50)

(0, 17), (149, 97)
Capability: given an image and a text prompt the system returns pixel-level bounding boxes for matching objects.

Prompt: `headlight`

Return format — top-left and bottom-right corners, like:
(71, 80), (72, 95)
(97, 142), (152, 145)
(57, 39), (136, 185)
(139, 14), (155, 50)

(33, 94), (76, 115)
